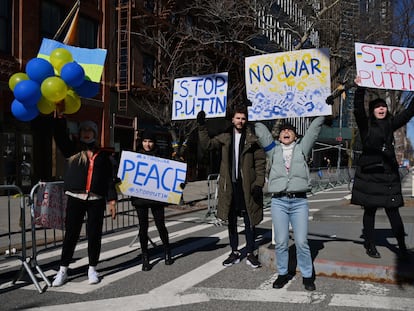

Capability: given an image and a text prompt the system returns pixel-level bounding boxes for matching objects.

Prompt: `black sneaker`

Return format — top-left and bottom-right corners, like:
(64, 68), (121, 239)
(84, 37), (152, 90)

(303, 277), (316, 291)
(364, 242), (381, 258)
(222, 251), (241, 267)
(246, 253), (261, 268)
(272, 274), (289, 289)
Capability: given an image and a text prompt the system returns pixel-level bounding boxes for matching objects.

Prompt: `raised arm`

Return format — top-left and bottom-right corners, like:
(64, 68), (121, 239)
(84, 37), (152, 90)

(254, 122), (277, 158)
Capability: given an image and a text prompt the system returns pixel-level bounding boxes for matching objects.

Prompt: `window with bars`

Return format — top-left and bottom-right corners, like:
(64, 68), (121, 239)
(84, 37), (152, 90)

(0, 0), (11, 53)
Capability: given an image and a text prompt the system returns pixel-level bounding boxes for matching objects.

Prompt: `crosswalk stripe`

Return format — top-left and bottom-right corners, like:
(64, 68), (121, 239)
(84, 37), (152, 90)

(14, 216), (272, 294)
(0, 216), (201, 271)
(329, 293), (414, 310)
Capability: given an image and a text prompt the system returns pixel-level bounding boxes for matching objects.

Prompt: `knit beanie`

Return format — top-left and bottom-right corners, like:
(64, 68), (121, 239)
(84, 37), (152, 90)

(78, 121), (98, 143)
(369, 98), (387, 114)
(141, 130), (156, 142)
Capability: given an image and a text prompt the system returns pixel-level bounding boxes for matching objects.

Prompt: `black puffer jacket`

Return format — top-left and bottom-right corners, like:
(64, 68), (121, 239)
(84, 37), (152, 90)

(53, 118), (117, 202)
(351, 88), (414, 209)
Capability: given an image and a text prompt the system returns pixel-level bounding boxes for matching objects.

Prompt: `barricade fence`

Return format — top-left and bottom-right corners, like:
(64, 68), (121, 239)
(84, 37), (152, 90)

(0, 181), (139, 293)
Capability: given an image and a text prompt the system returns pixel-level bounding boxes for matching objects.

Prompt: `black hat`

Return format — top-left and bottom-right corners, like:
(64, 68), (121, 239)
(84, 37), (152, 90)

(141, 130), (156, 141)
(369, 98), (387, 114)
(279, 122), (297, 135)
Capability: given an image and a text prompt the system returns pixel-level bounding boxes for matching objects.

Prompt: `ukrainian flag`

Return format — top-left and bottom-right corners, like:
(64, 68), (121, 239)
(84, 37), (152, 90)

(37, 38), (107, 83)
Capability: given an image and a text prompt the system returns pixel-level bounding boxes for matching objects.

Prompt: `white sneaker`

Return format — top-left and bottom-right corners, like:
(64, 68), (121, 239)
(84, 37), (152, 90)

(88, 270), (100, 284)
(52, 270), (67, 287)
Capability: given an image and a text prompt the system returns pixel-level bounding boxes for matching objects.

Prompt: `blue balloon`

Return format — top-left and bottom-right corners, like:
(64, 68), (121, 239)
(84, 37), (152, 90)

(61, 62), (85, 88)
(13, 79), (41, 107)
(74, 79), (100, 98)
(26, 58), (55, 84)
(11, 99), (39, 122)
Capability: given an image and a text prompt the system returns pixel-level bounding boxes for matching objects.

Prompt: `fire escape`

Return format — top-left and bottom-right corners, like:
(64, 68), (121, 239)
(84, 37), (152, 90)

(116, 0), (131, 114)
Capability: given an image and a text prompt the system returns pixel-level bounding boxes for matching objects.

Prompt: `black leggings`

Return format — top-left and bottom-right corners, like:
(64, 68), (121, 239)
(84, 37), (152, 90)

(61, 197), (105, 267)
(136, 205), (169, 253)
(363, 207), (406, 246)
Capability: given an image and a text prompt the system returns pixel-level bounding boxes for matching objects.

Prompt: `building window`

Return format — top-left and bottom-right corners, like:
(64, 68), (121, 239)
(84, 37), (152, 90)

(142, 54), (154, 86)
(144, 0), (155, 13)
(41, 1), (97, 48)
(41, 1), (63, 39)
(0, 0), (11, 53)
(79, 17), (98, 48)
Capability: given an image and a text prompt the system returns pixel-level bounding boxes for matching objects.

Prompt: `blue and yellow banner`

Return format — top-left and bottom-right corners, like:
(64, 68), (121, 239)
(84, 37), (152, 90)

(37, 38), (107, 83)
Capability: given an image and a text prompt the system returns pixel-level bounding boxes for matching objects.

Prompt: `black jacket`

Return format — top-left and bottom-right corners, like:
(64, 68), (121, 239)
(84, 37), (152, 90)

(53, 118), (117, 202)
(351, 88), (414, 209)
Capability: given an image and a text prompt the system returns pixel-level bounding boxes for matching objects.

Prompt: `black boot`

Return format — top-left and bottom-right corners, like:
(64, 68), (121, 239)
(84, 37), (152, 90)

(396, 236), (410, 260)
(364, 241), (381, 258)
(142, 253), (152, 271)
(272, 274), (290, 289)
(303, 277), (316, 291)
(164, 247), (174, 265)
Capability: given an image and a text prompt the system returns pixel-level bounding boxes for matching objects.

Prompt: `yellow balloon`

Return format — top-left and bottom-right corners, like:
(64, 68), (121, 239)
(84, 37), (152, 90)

(63, 90), (81, 114)
(37, 96), (56, 115)
(41, 76), (68, 102)
(50, 48), (73, 73)
(9, 72), (29, 91)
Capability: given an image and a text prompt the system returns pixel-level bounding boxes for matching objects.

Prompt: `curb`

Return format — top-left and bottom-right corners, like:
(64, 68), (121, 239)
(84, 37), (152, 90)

(258, 243), (398, 284)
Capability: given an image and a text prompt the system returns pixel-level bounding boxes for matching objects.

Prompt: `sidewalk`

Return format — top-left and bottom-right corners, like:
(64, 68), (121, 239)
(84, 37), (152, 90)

(175, 176), (414, 284)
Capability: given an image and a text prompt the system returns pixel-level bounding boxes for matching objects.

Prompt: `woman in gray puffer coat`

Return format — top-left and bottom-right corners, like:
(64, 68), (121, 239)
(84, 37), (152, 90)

(255, 116), (324, 291)
(351, 82), (414, 259)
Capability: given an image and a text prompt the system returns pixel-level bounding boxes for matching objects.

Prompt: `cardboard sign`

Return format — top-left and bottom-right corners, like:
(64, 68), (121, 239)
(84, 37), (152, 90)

(34, 183), (67, 230)
(172, 72), (228, 120)
(117, 151), (187, 204)
(355, 42), (414, 91)
(245, 48), (332, 121)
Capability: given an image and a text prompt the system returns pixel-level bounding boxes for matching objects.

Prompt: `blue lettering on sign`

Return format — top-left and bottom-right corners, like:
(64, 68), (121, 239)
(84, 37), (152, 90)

(283, 58), (321, 77)
(161, 167), (172, 191)
(120, 159), (136, 181)
(173, 96), (227, 117)
(178, 80), (189, 97)
(248, 64), (274, 84)
(173, 168), (187, 193)
(248, 58), (322, 84)
(120, 158), (185, 193)
(191, 78), (204, 96)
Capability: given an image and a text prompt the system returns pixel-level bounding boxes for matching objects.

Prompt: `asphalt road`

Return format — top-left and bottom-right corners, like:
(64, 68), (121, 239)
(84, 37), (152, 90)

(0, 182), (414, 311)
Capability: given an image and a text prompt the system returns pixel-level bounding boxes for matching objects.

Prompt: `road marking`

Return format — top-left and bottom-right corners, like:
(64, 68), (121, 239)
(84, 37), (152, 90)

(23, 222), (222, 294)
(191, 287), (326, 304)
(14, 215), (271, 294)
(329, 294), (414, 310)
(0, 216), (201, 271)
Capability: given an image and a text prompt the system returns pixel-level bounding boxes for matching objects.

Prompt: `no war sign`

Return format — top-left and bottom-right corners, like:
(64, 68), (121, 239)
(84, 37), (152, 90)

(355, 42), (414, 91)
(117, 151), (187, 205)
(245, 48), (331, 121)
(172, 72), (228, 120)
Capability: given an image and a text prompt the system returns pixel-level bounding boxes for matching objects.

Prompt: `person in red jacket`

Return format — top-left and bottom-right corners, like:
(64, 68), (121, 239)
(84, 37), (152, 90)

(52, 111), (117, 287)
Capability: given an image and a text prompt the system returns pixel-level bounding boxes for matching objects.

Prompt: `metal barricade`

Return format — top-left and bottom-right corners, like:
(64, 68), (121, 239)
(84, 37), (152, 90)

(0, 185), (45, 293)
(26, 181), (138, 292)
(205, 174), (220, 225)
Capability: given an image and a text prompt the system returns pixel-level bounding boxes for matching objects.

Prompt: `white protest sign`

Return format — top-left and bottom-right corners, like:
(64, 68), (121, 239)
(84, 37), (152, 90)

(117, 151), (187, 205)
(172, 72), (228, 120)
(355, 42), (414, 91)
(245, 48), (332, 121)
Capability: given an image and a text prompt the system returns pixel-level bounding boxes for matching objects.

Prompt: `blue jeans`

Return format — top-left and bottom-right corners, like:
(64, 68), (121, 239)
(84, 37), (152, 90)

(271, 197), (313, 278)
